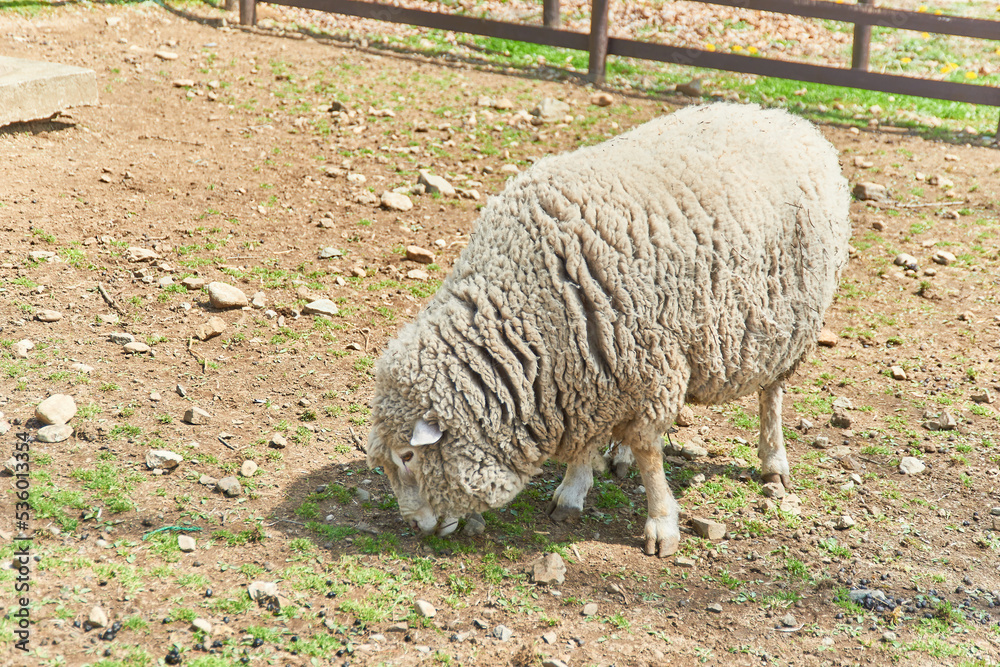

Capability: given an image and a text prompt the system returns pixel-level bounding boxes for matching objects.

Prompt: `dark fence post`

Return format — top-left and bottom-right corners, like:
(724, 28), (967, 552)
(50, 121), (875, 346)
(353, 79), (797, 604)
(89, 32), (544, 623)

(588, 0), (610, 83)
(543, 0), (560, 28)
(851, 0), (872, 70)
(240, 0), (256, 26)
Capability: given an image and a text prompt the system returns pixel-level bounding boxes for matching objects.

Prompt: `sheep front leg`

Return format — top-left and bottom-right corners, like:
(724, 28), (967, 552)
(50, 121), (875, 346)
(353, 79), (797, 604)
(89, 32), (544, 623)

(632, 443), (679, 557)
(546, 460), (593, 522)
(758, 381), (791, 489)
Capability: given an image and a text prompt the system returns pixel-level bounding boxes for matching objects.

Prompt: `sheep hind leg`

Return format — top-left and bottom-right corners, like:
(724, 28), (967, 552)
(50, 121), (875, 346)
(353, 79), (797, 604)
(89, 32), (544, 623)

(758, 380), (792, 489)
(631, 436), (679, 557)
(605, 441), (634, 480)
(546, 460), (593, 523)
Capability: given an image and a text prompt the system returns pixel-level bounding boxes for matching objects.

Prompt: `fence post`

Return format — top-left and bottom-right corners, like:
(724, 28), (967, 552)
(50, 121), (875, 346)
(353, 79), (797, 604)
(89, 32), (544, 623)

(240, 0), (256, 26)
(543, 0), (561, 28)
(851, 0), (872, 70)
(588, 0), (610, 84)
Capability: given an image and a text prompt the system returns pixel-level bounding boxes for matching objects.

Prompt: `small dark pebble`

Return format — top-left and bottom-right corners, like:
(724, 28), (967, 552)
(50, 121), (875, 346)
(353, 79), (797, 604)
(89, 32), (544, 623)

(205, 589), (213, 598)
(835, 612), (844, 619)
(104, 649), (112, 657)
(194, 643), (205, 652)
(212, 640), (224, 649)
(73, 620), (81, 628)
(223, 617), (230, 624)
(252, 638), (264, 648)
(326, 591), (337, 598)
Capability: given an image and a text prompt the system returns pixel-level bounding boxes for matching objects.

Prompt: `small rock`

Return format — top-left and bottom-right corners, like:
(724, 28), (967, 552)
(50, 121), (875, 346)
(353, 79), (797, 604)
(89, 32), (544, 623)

(207, 282), (248, 309)
(195, 316), (226, 341)
(493, 624), (514, 641)
(218, 476), (242, 497)
(37, 424), (73, 443)
(853, 182), (889, 203)
(269, 434), (288, 449)
(762, 483), (786, 499)
(779, 612), (797, 628)
(405, 245), (435, 264)
(691, 517), (726, 541)
(96, 312), (120, 325)
(499, 164), (520, 174)
(354, 487), (370, 502)
(839, 454), (862, 471)
(706, 602), (723, 613)
(817, 329), (838, 347)
(406, 269), (430, 281)
(890, 366), (907, 381)
(928, 174), (954, 188)
(531, 98), (571, 123)
(541, 631), (558, 645)
(590, 91), (614, 107)
(676, 78), (704, 97)
(418, 171), (455, 197)
(35, 309), (63, 323)
(899, 457), (925, 475)
(248, 581), (278, 601)
(240, 460), (258, 477)
(180, 276), (206, 290)
(780, 494), (802, 515)
(154, 50), (179, 61)
(191, 618), (212, 634)
(123, 342), (150, 355)
(835, 515), (856, 530)
(251, 292), (266, 309)
(581, 602), (598, 616)
(680, 443), (708, 460)
(380, 191), (413, 212)
(882, 631), (897, 643)
(531, 552), (566, 585)
(178, 534), (197, 552)
(12, 339), (33, 358)
(673, 556), (696, 568)
(198, 475), (218, 487)
(89, 606), (109, 629)
(675, 405), (695, 427)
(415, 600), (436, 618)
(183, 407), (211, 425)
(35, 394), (77, 425)
(108, 332), (135, 345)
(303, 299), (339, 317)
(893, 253), (918, 270)
(318, 246), (343, 259)
(830, 406), (852, 429)
(146, 450), (183, 469)
(971, 389), (994, 404)
(812, 436), (830, 449)
(932, 250), (956, 266)
(127, 247), (160, 262)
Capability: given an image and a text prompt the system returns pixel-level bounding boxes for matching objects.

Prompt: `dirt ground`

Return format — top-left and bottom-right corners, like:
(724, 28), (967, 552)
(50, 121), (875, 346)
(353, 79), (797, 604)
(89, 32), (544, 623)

(2, 2), (1000, 666)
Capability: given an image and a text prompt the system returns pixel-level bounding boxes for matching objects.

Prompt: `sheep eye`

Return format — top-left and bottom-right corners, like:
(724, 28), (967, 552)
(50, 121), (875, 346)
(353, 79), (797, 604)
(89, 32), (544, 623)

(400, 452), (414, 464)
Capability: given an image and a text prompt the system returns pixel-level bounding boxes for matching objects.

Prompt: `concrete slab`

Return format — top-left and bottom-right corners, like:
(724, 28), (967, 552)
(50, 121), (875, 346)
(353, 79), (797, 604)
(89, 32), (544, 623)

(0, 56), (98, 127)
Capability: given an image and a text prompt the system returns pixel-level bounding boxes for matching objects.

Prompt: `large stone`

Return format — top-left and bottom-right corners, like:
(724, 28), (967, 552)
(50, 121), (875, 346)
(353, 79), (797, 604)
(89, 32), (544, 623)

(88, 605), (109, 629)
(207, 282), (248, 309)
(218, 476), (242, 497)
(35, 309), (62, 322)
(817, 328), (838, 347)
(853, 182), (890, 203)
(830, 406), (852, 429)
(248, 581), (278, 601)
(531, 552), (566, 585)
(405, 245), (434, 264)
(183, 407), (211, 425)
(899, 457), (925, 475)
(123, 341), (150, 355)
(127, 247), (160, 262)
(37, 423), (73, 443)
(932, 250), (956, 266)
(269, 434), (287, 449)
(380, 191), (413, 212)
(531, 98), (571, 123)
(417, 171), (455, 197)
(0, 56), (98, 127)
(195, 316), (226, 341)
(108, 332), (135, 345)
(146, 449), (182, 469)
(178, 534), (197, 552)
(303, 299), (339, 317)
(414, 600), (436, 618)
(691, 517), (726, 541)
(675, 405), (695, 427)
(12, 339), (33, 358)
(35, 394), (77, 425)
(180, 276), (206, 290)
(240, 460), (258, 477)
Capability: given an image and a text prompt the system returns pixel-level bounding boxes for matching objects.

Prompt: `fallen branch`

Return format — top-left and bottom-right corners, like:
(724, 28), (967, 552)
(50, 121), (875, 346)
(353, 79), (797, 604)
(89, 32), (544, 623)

(98, 283), (127, 315)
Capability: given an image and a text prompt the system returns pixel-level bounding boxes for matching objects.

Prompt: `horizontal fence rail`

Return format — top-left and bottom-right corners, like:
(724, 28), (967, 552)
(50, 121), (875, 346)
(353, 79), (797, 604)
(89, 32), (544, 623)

(242, 0), (1000, 116)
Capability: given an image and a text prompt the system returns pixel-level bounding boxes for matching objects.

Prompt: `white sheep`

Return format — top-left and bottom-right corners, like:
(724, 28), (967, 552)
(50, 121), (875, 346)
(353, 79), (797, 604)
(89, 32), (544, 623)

(367, 103), (851, 556)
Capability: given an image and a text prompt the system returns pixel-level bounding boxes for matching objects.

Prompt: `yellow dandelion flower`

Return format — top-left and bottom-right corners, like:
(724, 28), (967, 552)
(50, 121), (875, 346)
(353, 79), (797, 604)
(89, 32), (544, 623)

(933, 9), (943, 14)
(917, 4), (927, 11)
(705, 43), (716, 52)
(748, 46), (758, 54)
(966, 71), (978, 79)
(901, 57), (912, 63)
(921, 32), (930, 39)
(732, 45), (744, 52)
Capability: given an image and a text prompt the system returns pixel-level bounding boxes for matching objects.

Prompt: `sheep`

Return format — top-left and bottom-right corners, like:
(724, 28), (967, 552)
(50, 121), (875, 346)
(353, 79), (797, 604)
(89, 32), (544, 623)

(367, 102), (851, 556)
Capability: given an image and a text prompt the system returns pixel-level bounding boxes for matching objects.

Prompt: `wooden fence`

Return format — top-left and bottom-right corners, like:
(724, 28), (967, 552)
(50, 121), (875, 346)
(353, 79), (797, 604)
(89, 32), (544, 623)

(238, 0), (1000, 122)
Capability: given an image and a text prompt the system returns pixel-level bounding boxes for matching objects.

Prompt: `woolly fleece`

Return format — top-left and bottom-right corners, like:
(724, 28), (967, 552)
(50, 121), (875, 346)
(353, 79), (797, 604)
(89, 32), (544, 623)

(368, 102), (851, 538)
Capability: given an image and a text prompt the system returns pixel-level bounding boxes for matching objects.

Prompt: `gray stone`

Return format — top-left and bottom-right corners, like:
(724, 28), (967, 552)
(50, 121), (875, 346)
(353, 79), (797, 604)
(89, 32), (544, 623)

(893, 253), (918, 269)
(853, 182), (890, 203)
(123, 341), (150, 354)
(146, 449), (182, 469)
(417, 171), (455, 197)
(12, 339), (33, 358)
(762, 482), (785, 499)
(899, 457), (925, 475)
(779, 612), (798, 628)
(191, 618), (212, 634)
(183, 407), (211, 425)
(971, 389), (994, 404)
(932, 250), (956, 266)
(207, 282), (248, 309)
(890, 366), (907, 381)
(830, 406), (852, 428)
(303, 299), (339, 317)
(493, 624), (513, 641)
(989, 507), (1000, 516)
(251, 292), (266, 309)
(835, 515), (856, 530)
(195, 316), (226, 341)
(676, 78), (704, 96)
(88, 605), (109, 629)
(691, 517), (726, 541)
(406, 269), (430, 281)
(675, 405), (695, 427)
(35, 309), (62, 322)
(531, 552), (566, 585)
(532, 98), (571, 123)
(37, 423), (73, 443)
(0, 56), (98, 127)
(240, 460), (258, 477)
(680, 443), (708, 460)
(674, 556), (696, 568)
(180, 276), (206, 290)
(414, 600), (436, 618)
(581, 602), (599, 616)
(541, 631), (558, 644)
(178, 534), (196, 552)
(35, 394), (77, 425)
(380, 191), (413, 211)
(318, 246), (343, 259)
(97, 312), (120, 325)
(405, 245), (435, 264)
(269, 434), (287, 449)
(218, 476), (242, 497)
(248, 581), (278, 601)
(882, 631), (898, 643)
(108, 332), (135, 345)
(706, 602), (723, 613)
(198, 475), (218, 488)
(812, 436), (830, 449)
(70, 363), (94, 373)
(127, 247), (160, 262)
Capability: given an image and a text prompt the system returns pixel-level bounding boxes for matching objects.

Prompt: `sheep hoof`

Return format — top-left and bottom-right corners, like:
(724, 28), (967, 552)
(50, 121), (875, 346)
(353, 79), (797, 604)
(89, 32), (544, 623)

(611, 461), (631, 480)
(643, 516), (680, 557)
(546, 501), (582, 523)
(645, 534), (679, 558)
(761, 472), (792, 490)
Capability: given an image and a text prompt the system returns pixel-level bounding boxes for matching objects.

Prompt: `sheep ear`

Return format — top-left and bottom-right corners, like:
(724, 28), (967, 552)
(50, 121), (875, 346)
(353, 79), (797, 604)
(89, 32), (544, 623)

(410, 419), (442, 446)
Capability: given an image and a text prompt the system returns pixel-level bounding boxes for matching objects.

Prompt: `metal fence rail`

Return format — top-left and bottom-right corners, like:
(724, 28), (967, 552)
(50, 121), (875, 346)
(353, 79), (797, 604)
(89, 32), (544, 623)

(240, 0), (1000, 120)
